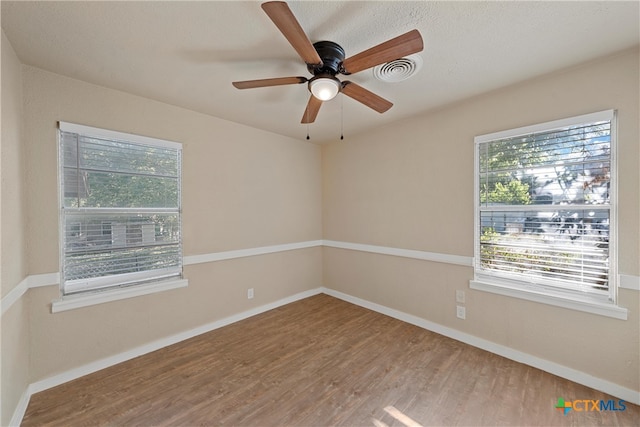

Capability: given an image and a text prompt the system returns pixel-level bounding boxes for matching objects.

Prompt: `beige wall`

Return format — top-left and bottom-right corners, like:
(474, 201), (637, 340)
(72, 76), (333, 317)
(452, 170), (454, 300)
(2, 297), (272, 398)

(23, 66), (323, 274)
(1, 31), (27, 297)
(20, 65), (322, 381)
(322, 48), (640, 392)
(1, 30), (30, 426)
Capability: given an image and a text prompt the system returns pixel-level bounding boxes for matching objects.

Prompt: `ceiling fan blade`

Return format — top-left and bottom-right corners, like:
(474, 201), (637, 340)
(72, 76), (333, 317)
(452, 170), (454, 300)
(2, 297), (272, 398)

(341, 81), (393, 113)
(341, 29), (423, 75)
(232, 76), (308, 89)
(261, 1), (323, 66)
(301, 95), (322, 123)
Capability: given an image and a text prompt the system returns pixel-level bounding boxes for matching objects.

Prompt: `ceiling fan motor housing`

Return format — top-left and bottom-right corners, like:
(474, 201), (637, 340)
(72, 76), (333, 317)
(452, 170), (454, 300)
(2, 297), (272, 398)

(308, 41), (345, 76)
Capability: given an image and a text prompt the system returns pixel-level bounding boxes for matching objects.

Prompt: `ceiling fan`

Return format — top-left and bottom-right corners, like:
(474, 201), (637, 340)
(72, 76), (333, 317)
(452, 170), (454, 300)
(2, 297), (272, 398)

(232, 1), (424, 124)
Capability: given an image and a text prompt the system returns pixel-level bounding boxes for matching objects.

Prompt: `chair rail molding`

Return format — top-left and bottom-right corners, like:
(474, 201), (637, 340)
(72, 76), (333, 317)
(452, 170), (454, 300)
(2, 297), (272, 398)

(2, 240), (638, 316)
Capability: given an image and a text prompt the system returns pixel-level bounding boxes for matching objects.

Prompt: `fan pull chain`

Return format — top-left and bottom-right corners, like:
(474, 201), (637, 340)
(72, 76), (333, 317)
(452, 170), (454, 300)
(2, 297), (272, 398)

(340, 93), (344, 140)
(305, 106), (310, 140)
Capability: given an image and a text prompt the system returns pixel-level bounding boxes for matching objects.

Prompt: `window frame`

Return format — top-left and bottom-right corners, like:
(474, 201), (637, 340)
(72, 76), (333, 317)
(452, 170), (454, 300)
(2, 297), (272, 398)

(470, 110), (627, 320)
(53, 122), (187, 312)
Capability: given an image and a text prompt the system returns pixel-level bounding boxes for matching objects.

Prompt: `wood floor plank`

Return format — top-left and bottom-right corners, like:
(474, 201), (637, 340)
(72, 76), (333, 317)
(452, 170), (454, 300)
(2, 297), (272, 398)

(21, 294), (639, 426)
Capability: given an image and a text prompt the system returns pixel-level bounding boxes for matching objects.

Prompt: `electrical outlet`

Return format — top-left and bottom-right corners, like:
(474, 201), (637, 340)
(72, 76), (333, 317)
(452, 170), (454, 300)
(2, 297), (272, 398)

(247, 288), (254, 299)
(456, 305), (466, 320)
(456, 290), (465, 303)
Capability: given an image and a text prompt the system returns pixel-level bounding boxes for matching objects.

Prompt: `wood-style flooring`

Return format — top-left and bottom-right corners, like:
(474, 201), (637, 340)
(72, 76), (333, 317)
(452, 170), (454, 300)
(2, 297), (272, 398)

(22, 294), (639, 426)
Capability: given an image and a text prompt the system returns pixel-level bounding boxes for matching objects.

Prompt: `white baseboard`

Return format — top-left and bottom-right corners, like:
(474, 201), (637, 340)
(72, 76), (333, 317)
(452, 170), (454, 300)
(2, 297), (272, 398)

(4, 237), (639, 425)
(11, 287), (323, 425)
(9, 285), (639, 426)
(322, 287), (640, 406)
(8, 386), (32, 427)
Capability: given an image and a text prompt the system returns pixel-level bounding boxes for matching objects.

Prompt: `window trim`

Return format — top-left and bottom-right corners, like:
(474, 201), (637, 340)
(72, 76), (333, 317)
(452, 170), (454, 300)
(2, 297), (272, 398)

(472, 110), (626, 319)
(51, 277), (188, 313)
(56, 122), (186, 310)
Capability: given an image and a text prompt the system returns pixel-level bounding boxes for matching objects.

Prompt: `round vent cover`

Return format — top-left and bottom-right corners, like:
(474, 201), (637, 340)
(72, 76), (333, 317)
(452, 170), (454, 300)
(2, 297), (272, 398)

(373, 54), (423, 82)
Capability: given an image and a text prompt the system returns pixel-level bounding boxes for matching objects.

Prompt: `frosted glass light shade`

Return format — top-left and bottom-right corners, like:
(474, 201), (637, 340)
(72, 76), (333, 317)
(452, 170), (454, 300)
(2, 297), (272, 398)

(309, 77), (340, 101)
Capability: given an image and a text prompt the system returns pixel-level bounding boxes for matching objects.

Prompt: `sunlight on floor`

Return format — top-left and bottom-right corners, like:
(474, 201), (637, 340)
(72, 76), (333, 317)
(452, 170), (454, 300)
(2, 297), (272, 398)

(372, 405), (424, 427)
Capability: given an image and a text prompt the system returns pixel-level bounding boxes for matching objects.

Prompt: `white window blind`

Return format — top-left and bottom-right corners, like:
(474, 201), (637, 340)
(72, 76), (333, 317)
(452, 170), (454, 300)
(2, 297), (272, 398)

(475, 110), (615, 299)
(59, 122), (182, 296)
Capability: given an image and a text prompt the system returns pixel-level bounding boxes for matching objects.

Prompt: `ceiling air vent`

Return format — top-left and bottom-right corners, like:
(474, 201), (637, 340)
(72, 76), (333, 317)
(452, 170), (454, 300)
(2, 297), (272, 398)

(373, 54), (423, 83)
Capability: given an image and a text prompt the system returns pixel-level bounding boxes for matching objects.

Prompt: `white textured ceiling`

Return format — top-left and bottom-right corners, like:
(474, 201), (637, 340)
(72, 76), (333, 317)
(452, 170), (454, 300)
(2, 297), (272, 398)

(2, 1), (639, 143)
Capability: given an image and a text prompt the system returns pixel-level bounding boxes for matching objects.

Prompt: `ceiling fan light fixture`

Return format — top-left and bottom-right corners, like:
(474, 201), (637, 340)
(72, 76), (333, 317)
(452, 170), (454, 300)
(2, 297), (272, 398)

(309, 77), (341, 101)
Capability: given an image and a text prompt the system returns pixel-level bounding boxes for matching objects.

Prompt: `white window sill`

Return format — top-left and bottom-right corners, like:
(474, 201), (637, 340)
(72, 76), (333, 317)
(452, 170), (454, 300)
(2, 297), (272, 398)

(470, 279), (628, 320)
(51, 278), (188, 313)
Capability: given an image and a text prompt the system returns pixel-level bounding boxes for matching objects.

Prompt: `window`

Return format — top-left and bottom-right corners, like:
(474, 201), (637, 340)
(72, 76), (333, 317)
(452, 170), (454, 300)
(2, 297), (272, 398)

(58, 122), (183, 299)
(471, 110), (624, 318)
